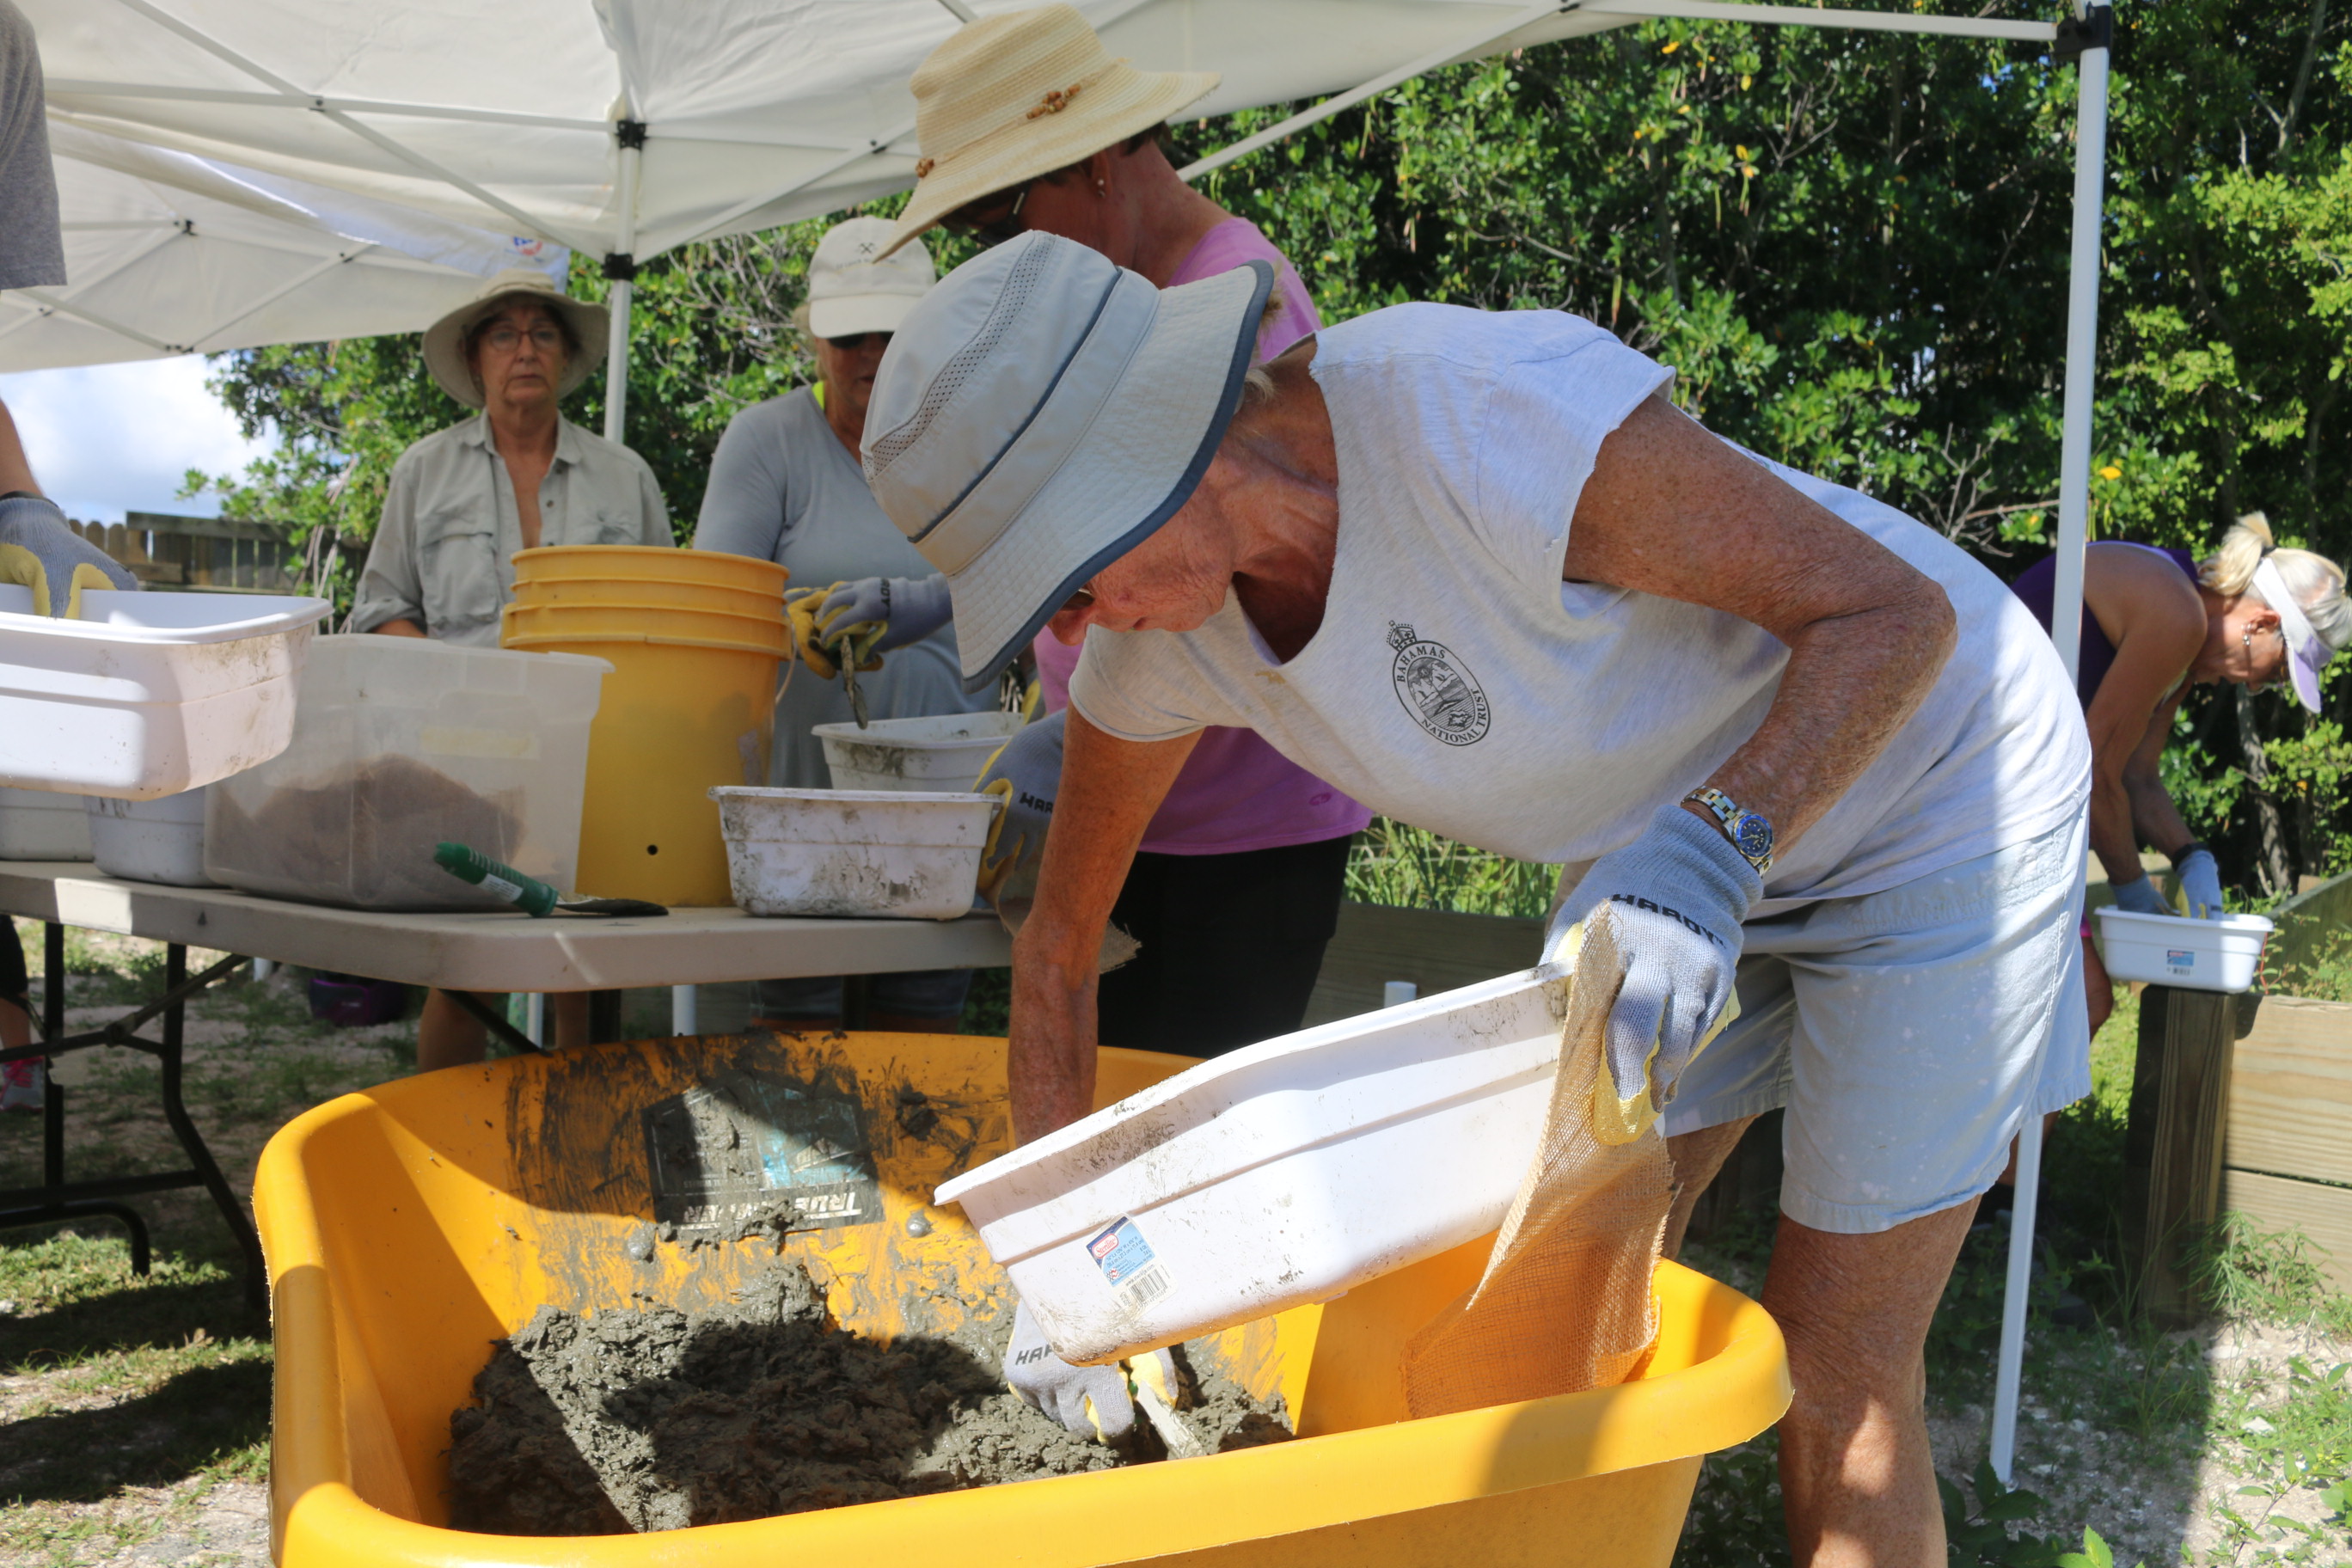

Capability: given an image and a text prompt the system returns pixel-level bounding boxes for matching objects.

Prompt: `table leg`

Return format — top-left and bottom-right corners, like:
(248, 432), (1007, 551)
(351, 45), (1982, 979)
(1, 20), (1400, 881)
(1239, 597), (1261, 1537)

(0, 923), (154, 1276)
(154, 944), (266, 1312)
(444, 988), (544, 1056)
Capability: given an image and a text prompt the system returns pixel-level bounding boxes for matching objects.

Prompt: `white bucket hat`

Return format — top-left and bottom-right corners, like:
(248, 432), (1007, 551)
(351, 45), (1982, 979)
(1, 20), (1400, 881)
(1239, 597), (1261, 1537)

(884, 3), (1219, 256)
(422, 268), (607, 409)
(799, 217), (936, 340)
(861, 231), (1274, 690)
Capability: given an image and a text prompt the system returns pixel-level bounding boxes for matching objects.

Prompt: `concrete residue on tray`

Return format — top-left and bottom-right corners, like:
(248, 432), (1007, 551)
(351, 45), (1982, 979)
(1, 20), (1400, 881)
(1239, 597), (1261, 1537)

(446, 1263), (1293, 1535)
(209, 752), (523, 910)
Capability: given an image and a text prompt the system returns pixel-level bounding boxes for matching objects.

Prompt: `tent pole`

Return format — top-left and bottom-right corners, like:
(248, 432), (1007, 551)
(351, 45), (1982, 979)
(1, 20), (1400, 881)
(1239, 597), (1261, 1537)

(1991, 1), (2110, 1489)
(603, 124), (645, 445)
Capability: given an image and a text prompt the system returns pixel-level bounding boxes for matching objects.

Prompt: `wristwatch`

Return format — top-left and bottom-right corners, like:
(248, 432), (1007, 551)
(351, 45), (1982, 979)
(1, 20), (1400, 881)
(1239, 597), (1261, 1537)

(1684, 787), (1774, 876)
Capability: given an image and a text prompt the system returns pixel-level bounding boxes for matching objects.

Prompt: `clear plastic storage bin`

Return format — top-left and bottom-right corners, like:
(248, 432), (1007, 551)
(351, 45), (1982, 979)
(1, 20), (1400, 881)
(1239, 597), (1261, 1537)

(204, 637), (609, 910)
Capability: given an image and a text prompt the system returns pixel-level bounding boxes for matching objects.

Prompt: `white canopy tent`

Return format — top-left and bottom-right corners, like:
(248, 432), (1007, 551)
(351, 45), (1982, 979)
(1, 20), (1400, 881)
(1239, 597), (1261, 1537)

(13, 0), (2111, 1484)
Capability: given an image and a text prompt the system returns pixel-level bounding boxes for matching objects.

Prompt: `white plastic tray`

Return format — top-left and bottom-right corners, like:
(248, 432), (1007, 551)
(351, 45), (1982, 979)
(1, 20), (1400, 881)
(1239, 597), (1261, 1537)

(710, 786), (998, 919)
(814, 711), (1025, 793)
(0, 586), (331, 799)
(2096, 906), (2273, 993)
(87, 787), (216, 886)
(934, 969), (1568, 1364)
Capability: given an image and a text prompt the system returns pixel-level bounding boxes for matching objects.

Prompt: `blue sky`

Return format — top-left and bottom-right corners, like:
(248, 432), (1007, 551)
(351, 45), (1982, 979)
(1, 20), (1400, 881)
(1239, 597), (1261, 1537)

(0, 358), (275, 524)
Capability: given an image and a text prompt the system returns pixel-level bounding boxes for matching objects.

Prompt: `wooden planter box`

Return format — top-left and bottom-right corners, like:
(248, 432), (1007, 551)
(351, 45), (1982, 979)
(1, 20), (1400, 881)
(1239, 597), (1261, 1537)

(2224, 994), (2352, 1291)
(1302, 902), (1542, 1027)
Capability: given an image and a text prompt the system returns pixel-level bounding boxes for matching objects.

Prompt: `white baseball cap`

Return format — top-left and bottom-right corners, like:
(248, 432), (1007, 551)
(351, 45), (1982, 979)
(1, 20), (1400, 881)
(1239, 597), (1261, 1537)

(805, 217), (935, 340)
(861, 232), (1273, 690)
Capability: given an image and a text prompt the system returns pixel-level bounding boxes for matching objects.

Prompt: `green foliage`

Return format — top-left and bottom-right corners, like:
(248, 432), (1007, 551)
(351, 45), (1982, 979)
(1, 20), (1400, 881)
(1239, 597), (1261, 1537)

(1343, 818), (1558, 919)
(2190, 1212), (2352, 1336)
(2267, 923), (2352, 1002)
(1942, 1459), (2061, 1567)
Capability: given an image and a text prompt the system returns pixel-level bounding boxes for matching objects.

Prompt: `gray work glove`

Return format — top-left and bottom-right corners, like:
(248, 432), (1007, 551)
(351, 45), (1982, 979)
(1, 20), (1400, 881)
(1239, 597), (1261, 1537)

(2175, 849), (2226, 920)
(971, 710), (1138, 972)
(0, 494), (136, 617)
(1004, 1300), (1176, 1444)
(818, 573), (954, 653)
(2110, 873), (2171, 916)
(1544, 800), (1761, 1142)
(973, 708), (1063, 916)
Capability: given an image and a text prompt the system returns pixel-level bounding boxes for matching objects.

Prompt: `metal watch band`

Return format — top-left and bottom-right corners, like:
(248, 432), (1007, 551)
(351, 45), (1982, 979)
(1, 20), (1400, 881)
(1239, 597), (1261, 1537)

(1684, 786), (1774, 876)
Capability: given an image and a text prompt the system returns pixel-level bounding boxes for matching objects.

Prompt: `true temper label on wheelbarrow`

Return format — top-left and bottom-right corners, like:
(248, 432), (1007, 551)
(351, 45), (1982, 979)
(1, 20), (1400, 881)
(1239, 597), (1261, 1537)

(641, 1067), (881, 1234)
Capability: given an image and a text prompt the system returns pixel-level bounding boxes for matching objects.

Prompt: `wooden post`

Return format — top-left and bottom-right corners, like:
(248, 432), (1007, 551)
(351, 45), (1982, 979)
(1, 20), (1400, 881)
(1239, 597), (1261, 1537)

(2122, 985), (2262, 1325)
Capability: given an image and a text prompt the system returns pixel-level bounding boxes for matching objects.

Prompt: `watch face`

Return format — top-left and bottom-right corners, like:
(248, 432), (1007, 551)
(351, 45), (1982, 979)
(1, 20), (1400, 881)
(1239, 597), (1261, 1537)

(1732, 812), (1773, 859)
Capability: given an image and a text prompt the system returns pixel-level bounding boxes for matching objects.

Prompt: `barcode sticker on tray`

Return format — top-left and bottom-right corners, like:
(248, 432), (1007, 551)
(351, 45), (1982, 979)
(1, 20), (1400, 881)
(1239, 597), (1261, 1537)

(1086, 1216), (1171, 1311)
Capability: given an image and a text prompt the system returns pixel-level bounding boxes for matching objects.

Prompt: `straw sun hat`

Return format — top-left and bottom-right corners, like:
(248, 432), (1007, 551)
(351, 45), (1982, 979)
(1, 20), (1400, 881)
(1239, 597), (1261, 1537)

(422, 268), (608, 409)
(884, 3), (1219, 254)
(861, 231), (1274, 689)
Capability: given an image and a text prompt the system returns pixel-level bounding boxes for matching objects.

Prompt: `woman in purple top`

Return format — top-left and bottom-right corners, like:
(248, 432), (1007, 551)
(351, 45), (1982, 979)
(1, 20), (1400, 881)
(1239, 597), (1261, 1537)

(2013, 513), (2349, 1030)
(823, 7), (1371, 1060)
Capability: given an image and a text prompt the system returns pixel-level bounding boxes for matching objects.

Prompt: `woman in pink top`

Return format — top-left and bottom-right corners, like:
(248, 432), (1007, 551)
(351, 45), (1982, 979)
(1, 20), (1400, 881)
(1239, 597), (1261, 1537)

(839, 6), (1370, 1057)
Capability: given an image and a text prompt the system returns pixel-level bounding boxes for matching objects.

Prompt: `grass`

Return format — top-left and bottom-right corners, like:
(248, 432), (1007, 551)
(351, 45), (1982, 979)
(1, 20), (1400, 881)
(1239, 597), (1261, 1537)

(1344, 817), (1560, 920)
(1, 920), (422, 1564)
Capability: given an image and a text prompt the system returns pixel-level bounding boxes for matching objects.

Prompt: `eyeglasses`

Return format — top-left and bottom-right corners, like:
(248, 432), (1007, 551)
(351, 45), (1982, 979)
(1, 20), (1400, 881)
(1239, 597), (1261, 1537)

(824, 331), (892, 352)
(480, 324), (564, 354)
(942, 181), (1033, 248)
(1058, 585), (1095, 616)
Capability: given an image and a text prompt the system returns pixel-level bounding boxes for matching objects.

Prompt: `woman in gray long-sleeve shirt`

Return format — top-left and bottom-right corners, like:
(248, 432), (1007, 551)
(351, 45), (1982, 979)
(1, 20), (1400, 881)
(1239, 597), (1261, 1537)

(695, 217), (994, 1033)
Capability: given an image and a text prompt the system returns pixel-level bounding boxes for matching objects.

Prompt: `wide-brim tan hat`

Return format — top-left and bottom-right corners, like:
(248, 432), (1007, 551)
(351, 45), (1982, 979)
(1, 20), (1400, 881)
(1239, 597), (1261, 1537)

(884, 3), (1218, 255)
(861, 231), (1275, 690)
(422, 268), (608, 409)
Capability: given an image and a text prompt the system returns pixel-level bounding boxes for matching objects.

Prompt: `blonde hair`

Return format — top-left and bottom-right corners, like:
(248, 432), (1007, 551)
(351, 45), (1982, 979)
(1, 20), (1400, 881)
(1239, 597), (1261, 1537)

(2202, 511), (2352, 652)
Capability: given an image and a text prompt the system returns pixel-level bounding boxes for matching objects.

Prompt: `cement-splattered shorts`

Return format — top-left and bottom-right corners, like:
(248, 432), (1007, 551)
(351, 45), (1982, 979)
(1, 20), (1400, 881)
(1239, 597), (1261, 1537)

(1663, 812), (2091, 1235)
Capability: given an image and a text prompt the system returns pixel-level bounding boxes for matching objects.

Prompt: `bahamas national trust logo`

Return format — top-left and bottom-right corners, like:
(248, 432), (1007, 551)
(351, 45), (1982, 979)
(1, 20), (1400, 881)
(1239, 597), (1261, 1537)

(1387, 622), (1491, 746)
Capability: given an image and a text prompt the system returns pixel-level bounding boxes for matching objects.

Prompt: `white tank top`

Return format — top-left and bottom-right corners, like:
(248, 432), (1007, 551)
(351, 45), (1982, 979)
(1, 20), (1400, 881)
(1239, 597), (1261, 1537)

(1068, 305), (2088, 914)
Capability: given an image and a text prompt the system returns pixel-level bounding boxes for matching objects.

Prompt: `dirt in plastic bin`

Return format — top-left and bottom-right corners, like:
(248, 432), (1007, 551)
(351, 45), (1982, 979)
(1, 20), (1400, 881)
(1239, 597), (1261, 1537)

(209, 753), (522, 910)
(446, 1261), (1293, 1535)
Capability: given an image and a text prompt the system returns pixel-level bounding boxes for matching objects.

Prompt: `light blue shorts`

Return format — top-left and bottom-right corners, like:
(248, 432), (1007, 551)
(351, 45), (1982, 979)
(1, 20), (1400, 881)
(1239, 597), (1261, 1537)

(1662, 813), (2091, 1235)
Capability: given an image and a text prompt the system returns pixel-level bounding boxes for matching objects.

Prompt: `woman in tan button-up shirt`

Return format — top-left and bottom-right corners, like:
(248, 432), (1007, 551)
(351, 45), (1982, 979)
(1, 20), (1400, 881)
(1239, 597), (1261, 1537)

(353, 269), (671, 1068)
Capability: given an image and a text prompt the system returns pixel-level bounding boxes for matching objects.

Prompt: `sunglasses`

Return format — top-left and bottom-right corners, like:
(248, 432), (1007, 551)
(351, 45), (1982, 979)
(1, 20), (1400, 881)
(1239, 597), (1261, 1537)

(823, 331), (891, 352)
(942, 180), (1034, 248)
(1057, 585), (1096, 616)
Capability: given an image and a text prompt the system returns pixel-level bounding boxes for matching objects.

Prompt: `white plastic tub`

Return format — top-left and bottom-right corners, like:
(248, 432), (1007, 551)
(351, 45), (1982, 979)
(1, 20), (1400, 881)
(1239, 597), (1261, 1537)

(709, 786), (998, 919)
(205, 636), (609, 910)
(86, 787), (215, 886)
(813, 710), (1025, 793)
(2096, 907), (2274, 993)
(0, 785), (92, 860)
(0, 585), (330, 799)
(935, 970), (1569, 1365)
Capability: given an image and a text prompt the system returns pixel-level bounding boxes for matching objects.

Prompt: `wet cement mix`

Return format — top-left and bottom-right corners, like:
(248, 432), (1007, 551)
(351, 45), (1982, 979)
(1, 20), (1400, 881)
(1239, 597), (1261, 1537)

(447, 1262), (1293, 1534)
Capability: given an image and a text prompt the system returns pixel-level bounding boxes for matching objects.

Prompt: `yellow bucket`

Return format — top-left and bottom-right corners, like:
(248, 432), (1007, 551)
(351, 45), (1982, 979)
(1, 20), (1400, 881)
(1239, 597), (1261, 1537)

(513, 543), (788, 597)
(255, 1032), (1791, 1568)
(502, 621), (781, 905)
(500, 599), (787, 653)
(511, 575), (787, 621)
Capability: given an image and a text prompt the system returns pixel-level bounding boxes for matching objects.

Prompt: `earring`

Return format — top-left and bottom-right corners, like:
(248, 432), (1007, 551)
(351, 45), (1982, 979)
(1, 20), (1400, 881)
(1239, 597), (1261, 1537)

(2245, 628), (2255, 649)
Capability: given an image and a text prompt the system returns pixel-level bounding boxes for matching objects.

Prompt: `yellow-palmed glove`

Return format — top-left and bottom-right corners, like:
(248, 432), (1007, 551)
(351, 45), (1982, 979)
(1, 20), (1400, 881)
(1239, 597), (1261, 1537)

(784, 584), (883, 680)
(1541, 801), (1762, 1145)
(0, 494), (137, 617)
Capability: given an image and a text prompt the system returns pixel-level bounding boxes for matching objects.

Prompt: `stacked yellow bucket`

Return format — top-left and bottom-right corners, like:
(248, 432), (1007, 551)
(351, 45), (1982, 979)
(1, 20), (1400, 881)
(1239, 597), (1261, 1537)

(502, 545), (787, 905)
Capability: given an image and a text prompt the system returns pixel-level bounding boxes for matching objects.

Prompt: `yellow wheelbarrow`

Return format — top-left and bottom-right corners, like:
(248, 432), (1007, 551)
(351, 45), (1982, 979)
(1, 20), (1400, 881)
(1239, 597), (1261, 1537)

(254, 1031), (1789, 1565)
